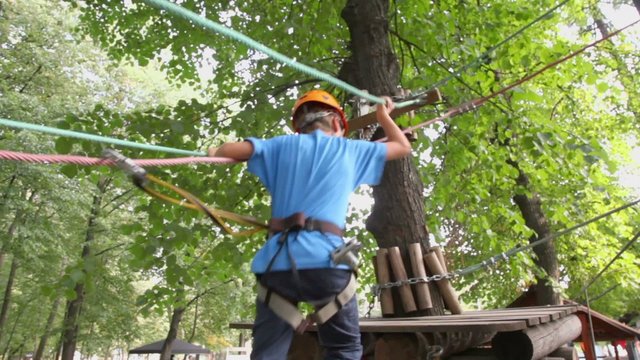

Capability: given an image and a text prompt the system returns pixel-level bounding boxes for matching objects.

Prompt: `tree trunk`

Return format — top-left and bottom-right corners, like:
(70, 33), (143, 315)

(2, 298), (28, 360)
(60, 178), (108, 360)
(0, 189), (32, 343)
(0, 208), (23, 276)
(509, 160), (560, 306)
(340, 0), (445, 317)
(34, 296), (62, 360)
(0, 257), (19, 344)
(160, 306), (186, 360)
(187, 298), (198, 342)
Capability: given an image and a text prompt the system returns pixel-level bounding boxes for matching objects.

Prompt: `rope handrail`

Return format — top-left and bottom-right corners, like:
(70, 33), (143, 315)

(0, 149), (236, 167)
(0, 118), (206, 157)
(140, 0), (423, 109)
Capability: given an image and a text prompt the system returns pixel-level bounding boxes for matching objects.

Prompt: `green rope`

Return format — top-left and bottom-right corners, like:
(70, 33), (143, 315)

(141, 0), (421, 108)
(424, 0), (571, 92)
(0, 118), (206, 156)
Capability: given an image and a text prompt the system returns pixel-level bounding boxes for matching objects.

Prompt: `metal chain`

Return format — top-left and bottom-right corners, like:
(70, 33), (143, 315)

(371, 269), (461, 294)
(365, 286), (381, 318)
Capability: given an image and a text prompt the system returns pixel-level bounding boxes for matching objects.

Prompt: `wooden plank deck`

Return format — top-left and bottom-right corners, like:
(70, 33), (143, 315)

(230, 304), (578, 334)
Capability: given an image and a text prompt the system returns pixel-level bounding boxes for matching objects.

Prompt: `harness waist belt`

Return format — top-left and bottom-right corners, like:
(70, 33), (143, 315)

(268, 212), (343, 237)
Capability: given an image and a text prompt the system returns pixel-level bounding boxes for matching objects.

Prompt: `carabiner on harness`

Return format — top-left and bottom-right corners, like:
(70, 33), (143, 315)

(331, 238), (362, 270)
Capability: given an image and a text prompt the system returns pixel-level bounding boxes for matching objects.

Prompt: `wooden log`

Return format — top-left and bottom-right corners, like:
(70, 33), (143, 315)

(424, 251), (463, 314)
(374, 334), (419, 360)
(491, 314), (582, 360)
(429, 246), (448, 273)
(408, 243), (432, 310)
(375, 249), (395, 316)
(549, 346), (578, 360)
(387, 247), (417, 313)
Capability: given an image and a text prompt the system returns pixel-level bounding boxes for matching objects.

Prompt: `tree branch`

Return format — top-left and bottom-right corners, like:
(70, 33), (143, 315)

(94, 243), (128, 257)
(185, 278), (235, 308)
(18, 64), (43, 94)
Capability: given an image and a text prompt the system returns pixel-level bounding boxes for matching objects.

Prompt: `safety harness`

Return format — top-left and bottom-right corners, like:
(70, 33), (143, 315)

(105, 149), (359, 332)
(259, 212), (359, 333)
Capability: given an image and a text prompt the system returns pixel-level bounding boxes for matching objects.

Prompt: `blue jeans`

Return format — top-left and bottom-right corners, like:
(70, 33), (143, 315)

(251, 269), (362, 360)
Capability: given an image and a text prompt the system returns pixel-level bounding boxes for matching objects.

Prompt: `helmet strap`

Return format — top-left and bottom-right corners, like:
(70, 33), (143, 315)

(296, 110), (335, 133)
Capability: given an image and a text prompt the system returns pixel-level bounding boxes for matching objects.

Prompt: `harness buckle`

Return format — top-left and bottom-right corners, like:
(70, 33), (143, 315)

(303, 218), (316, 232)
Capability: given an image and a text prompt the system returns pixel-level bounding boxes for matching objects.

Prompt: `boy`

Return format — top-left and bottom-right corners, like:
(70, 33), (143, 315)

(208, 90), (411, 359)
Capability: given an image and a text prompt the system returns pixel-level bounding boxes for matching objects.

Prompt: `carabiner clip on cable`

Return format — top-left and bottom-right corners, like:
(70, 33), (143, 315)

(103, 149), (267, 237)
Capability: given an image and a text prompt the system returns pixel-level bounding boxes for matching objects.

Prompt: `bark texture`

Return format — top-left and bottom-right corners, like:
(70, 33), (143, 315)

(510, 161), (560, 305)
(0, 258), (18, 344)
(160, 306), (185, 360)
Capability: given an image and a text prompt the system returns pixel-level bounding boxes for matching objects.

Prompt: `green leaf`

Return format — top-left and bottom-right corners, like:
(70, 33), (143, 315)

(55, 138), (73, 154)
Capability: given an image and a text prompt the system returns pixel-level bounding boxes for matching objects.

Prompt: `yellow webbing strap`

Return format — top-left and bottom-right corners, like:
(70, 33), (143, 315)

(140, 174), (268, 237)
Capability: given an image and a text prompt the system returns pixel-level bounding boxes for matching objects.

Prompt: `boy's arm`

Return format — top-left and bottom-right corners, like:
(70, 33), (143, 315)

(208, 141), (254, 161)
(377, 97), (412, 160)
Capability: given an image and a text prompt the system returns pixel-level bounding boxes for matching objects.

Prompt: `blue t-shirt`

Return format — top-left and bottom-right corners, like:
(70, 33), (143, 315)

(247, 130), (387, 273)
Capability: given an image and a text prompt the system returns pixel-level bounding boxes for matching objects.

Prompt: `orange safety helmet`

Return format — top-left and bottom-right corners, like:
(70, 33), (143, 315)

(291, 90), (348, 134)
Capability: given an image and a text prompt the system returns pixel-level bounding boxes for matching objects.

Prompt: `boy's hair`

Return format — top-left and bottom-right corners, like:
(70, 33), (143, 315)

(293, 103), (341, 134)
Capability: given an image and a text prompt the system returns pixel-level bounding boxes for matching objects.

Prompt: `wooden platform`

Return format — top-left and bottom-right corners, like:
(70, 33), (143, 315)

(230, 304), (578, 334)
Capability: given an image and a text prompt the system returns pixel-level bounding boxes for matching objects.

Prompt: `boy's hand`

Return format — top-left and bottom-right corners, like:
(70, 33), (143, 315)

(208, 147), (219, 157)
(376, 96), (395, 116)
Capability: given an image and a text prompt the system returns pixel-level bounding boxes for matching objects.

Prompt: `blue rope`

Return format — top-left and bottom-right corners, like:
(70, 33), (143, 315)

(140, 0), (422, 108)
(0, 118), (206, 156)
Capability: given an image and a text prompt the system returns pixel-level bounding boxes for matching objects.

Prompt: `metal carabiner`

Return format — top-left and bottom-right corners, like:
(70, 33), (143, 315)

(102, 149), (147, 186)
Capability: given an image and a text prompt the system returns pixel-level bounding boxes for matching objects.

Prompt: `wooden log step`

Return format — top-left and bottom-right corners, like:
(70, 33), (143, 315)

(374, 249), (394, 316)
(491, 314), (582, 360)
(387, 246), (417, 313)
(408, 243), (432, 310)
(424, 250), (463, 314)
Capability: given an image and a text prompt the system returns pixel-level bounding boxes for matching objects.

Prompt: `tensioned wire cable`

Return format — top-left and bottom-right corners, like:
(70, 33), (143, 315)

(140, 0), (422, 108)
(5, 16), (637, 161)
(420, 0), (571, 94)
(0, 1), (573, 155)
(0, 118), (207, 157)
(0, 0), (430, 154)
(372, 198), (640, 293)
(373, 18), (640, 143)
